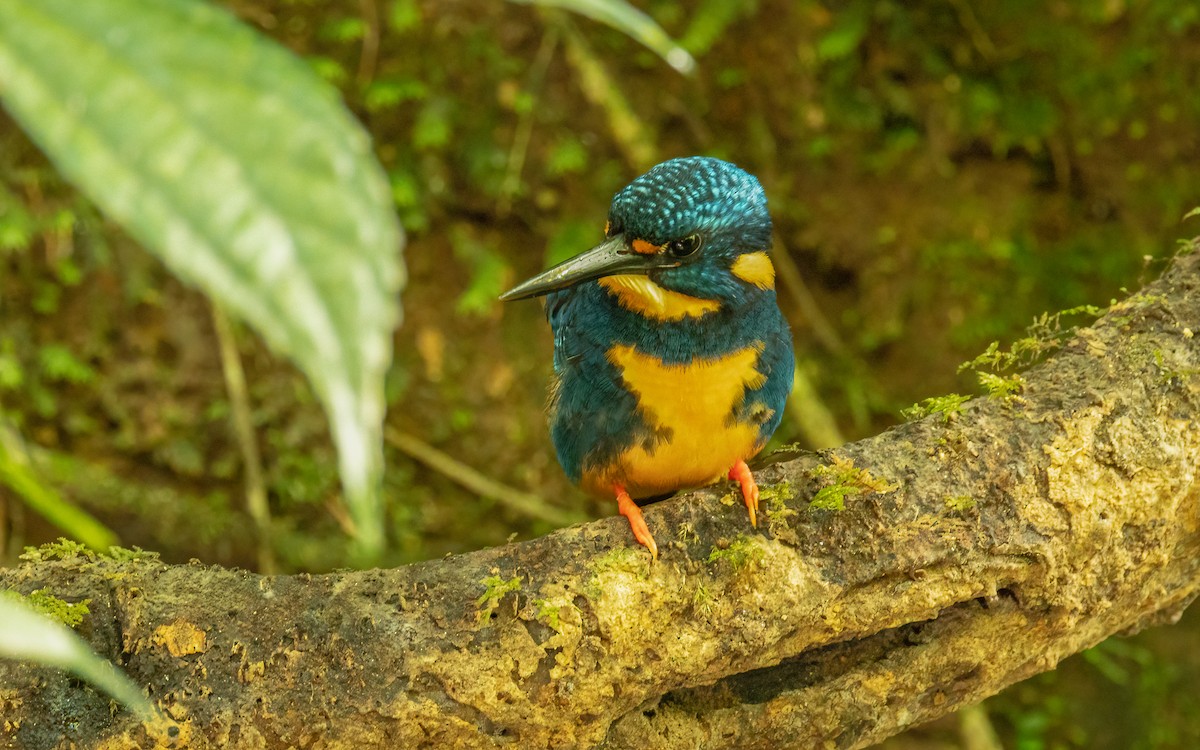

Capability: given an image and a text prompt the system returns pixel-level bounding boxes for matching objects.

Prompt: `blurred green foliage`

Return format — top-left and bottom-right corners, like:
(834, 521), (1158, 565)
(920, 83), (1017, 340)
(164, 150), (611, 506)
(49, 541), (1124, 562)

(1, 0), (1198, 746)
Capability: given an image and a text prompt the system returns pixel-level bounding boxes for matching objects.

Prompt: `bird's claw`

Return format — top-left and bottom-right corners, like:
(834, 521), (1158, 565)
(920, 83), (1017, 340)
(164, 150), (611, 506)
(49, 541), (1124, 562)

(728, 459), (759, 528)
(615, 483), (658, 560)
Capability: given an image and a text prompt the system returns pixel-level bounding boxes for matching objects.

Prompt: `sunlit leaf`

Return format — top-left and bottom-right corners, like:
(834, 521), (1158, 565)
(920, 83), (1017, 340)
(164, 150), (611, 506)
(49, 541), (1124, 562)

(513, 0), (696, 74)
(0, 0), (404, 560)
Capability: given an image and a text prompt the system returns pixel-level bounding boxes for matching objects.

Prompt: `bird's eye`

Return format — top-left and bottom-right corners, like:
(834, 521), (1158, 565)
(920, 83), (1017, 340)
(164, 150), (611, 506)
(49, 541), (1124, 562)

(667, 234), (702, 258)
(605, 220), (623, 238)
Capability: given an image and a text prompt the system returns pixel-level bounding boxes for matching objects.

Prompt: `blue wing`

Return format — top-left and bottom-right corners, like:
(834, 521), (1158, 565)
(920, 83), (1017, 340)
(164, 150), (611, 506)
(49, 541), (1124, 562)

(739, 305), (794, 445)
(544, 285), (646, 485)
(545, 289), (578, 374)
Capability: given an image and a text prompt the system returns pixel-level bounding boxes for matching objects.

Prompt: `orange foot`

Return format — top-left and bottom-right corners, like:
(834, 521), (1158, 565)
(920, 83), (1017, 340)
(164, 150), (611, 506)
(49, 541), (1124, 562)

(728, 459), (759, 528)
(615, 483), (658, 560)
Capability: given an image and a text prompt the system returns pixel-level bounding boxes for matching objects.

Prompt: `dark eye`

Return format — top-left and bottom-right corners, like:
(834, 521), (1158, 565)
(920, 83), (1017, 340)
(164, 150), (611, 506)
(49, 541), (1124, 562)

(605, 219), (623, 238)
(667, 234), (702, 258)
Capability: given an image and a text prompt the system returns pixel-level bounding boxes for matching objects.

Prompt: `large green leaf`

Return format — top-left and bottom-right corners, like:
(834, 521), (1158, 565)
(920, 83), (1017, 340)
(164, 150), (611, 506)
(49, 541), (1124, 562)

(0, 0), (404, 560)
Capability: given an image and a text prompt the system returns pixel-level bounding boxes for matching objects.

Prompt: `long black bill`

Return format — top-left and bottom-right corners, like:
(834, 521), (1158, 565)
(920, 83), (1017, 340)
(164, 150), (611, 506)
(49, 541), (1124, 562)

(499, 234), (677, 301)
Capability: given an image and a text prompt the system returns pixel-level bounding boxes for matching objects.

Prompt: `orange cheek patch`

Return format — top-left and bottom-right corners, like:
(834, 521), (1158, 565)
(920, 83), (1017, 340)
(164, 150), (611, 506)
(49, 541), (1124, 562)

(631, 238), (661, 255)
(731, 251), (776, 289)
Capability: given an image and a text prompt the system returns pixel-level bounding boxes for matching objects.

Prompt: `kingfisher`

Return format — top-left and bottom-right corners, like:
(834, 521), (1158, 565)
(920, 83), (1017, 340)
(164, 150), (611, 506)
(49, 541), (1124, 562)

(501, 157), (794, 558)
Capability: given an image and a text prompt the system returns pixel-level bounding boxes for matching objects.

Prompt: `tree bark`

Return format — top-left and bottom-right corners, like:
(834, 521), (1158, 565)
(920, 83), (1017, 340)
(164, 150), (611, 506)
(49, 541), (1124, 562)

(2, 246), (1199, 750)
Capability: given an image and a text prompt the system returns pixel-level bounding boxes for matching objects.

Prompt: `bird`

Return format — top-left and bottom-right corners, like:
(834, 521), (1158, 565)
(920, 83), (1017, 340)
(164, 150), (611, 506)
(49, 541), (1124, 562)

(501, 156), (794, 559)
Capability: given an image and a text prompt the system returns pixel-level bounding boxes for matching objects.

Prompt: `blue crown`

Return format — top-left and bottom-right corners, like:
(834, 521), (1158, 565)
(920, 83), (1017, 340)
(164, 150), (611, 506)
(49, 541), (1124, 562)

(608, 157), (771, 247)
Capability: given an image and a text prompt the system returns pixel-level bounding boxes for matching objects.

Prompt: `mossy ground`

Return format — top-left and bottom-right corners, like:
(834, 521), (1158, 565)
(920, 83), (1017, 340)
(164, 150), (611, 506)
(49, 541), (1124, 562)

(3, 588), (90, 628)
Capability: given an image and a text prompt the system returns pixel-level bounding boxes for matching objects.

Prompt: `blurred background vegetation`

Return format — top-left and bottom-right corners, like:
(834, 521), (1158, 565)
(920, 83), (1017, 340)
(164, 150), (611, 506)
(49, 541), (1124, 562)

(1, 0), (1197, 747)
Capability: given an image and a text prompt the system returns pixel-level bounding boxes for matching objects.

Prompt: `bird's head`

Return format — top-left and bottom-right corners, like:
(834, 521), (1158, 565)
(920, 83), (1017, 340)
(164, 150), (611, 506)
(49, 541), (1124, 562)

(501, 157), (776, 309)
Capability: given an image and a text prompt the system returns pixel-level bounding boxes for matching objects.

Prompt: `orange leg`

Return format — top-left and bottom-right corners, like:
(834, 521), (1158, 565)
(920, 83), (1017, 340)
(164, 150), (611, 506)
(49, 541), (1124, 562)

(615, 483), (658, 560)
(728, 459), (759, 528)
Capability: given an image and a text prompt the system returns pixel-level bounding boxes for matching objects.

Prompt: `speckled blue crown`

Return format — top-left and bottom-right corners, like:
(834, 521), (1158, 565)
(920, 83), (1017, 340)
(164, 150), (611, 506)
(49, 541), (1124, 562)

(608, 156), (771, 247)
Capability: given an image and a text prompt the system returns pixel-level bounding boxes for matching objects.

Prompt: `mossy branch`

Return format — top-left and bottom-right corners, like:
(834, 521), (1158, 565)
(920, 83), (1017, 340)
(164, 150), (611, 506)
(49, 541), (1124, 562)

(2, 248), (1199, 749)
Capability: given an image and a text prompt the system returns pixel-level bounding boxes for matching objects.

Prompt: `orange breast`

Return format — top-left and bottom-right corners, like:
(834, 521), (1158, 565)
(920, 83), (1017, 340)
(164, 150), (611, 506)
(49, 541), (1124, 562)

(581, 342), (771, 498)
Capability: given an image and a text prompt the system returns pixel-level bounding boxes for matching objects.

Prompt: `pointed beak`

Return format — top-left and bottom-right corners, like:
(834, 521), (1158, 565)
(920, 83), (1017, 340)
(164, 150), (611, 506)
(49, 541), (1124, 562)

(500, 234), (678, 301)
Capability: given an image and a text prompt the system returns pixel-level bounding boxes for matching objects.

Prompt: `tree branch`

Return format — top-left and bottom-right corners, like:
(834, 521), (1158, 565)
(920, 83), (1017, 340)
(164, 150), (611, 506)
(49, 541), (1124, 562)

(3, 246), (1199, 750)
